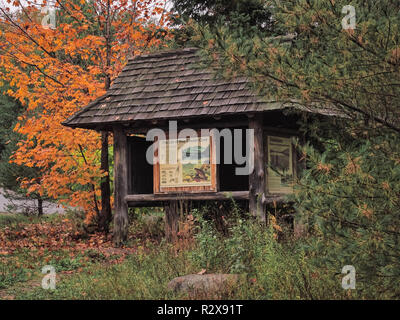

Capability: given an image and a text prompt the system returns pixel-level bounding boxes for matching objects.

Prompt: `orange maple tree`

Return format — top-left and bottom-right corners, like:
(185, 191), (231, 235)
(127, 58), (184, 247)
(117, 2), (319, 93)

(0, 0), (171, 226)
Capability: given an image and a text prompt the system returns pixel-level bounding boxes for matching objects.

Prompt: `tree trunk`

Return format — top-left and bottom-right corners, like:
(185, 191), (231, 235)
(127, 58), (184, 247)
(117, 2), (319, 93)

(113, 128), (129, 246)
(37, 198), (43, 216)
(99, 131), (112, 232)
(98, 0), (112, 233)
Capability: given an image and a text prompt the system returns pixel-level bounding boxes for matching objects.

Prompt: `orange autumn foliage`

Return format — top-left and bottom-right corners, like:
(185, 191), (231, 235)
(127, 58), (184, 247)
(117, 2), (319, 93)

(0, 0), (171, 222)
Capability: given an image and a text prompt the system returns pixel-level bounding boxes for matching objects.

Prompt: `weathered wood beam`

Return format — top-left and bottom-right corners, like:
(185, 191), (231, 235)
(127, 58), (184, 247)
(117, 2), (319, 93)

(125, 191), (251, 203)
(124, 119), (249, 135)
(165, 201), (179, 242)
(112, 127), (129, 246)
(249, 117), (267, 222)
(263, 126), (299, 136)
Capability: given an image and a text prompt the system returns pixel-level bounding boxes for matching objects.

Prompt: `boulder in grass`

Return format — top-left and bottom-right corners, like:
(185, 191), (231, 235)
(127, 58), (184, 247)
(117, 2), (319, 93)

(167, 274), (240, 297)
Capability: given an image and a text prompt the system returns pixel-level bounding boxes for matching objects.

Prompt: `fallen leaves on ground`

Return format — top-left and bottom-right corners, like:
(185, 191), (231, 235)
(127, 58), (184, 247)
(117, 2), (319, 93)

(0, 218), (135, 260)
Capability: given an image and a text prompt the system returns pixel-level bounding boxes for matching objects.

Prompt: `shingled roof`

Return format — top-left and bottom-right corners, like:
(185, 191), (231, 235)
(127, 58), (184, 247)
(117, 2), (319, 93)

(62, 47), (293, 129)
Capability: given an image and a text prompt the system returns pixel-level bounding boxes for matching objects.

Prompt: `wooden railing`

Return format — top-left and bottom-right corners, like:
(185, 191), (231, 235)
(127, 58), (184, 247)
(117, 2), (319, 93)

(125, 191), (285, 206)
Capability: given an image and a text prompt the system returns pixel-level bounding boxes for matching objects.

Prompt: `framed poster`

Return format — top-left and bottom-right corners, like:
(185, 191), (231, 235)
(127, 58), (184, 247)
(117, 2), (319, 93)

(154, 135), (217, 193)
(267, 136), (294, 194)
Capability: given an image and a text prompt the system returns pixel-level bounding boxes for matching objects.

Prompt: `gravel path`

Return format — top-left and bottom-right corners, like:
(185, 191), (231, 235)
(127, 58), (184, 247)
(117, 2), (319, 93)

(0, 188), (66, 214)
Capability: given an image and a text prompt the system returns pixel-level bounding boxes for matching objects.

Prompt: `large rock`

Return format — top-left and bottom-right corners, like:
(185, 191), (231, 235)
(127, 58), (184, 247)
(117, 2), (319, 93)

(167, 274), (240, 297)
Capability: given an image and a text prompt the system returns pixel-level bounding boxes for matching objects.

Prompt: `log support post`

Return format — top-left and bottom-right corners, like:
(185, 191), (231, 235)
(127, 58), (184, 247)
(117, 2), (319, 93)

(113, 127), (129, 246)
(165, 200), (179, 242)
(249, 117), (266, 223)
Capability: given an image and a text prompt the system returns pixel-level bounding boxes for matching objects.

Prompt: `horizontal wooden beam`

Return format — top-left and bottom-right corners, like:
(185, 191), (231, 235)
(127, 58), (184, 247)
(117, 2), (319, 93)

(125, 191), (248, 202)
(125, 191), (286, 204)
(124, 119), (249, 135)
(263, 126), (299, 136)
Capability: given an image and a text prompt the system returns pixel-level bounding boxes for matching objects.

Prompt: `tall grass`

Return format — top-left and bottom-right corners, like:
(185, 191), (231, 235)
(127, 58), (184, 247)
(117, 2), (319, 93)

(189, 212), (356, 299)
(0, 213), (34, 227)
(17, 244), (196, 300)
(16, 211), (370, 300)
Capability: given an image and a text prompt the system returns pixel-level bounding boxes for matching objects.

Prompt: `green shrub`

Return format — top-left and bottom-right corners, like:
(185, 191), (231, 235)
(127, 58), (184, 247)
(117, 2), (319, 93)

(189, 216), (222, 272)
(190, 212), (363, 299)
(128, 208), (165, 241)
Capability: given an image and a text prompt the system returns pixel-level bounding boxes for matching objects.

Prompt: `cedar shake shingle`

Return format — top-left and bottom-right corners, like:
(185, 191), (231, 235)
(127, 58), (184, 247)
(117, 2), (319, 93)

(62, 47), (320, 129)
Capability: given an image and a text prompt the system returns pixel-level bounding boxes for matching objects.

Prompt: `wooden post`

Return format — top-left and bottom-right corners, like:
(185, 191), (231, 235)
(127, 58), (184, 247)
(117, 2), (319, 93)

(113, 127), (129, 246)
(165, 201), (179, 242)
(249, 117), (266, 223)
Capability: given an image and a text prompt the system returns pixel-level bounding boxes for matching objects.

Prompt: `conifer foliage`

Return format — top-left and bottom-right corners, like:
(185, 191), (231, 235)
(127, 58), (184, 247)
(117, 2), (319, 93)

(194, 0), (400, 295)
(296, 120), (400, 297)
(171, 0), (272, 30)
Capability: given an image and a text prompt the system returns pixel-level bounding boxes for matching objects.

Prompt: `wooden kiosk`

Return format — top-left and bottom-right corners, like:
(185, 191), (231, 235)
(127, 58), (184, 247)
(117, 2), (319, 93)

(63, 48), (317, 242)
